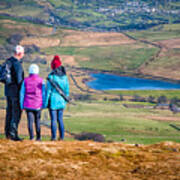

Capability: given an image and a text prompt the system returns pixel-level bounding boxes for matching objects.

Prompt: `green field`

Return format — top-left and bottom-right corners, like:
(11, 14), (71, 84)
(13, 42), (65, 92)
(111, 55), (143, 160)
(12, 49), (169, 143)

(44, 43), (159, 72)
(62, 101), (180, 144)
(127, 24), (180, 41)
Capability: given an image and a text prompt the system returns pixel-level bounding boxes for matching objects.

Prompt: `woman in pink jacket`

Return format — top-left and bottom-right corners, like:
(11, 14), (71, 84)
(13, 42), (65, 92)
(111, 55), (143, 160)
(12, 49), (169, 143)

(20, 64), (46, 141)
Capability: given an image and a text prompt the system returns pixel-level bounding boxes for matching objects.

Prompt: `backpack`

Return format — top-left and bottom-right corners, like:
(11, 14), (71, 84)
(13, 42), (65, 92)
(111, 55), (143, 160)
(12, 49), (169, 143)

(0, 60), (12, 84)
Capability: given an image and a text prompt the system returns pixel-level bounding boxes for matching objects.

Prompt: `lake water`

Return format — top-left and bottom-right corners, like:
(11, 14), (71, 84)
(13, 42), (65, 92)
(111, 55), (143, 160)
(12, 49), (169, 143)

(86, 73), (180, 90)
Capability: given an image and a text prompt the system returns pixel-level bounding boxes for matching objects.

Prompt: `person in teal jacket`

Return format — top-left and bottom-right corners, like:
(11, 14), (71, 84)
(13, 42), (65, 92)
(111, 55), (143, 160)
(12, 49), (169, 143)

(45, 55), (69, 141)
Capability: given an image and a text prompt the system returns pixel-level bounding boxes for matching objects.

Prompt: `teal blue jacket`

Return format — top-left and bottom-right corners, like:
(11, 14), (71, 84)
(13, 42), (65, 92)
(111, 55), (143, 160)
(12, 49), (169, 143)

(45, 67), (69, 110)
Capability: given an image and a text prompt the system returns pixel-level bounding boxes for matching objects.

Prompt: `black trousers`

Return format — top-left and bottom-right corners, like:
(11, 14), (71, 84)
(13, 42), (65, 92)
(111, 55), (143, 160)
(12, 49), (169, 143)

(26, 110), (41, 140)
(5, 96), (22, 138)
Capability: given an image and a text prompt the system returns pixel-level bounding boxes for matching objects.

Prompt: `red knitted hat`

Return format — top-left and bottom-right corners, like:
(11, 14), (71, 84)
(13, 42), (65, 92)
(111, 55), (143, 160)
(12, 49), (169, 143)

(51, 55), (62, 70)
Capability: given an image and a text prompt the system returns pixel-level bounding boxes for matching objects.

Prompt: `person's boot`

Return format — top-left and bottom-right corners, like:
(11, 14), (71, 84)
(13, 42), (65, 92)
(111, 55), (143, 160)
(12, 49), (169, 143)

(10, 135), (23, 141)
(14, 136), (23, 141)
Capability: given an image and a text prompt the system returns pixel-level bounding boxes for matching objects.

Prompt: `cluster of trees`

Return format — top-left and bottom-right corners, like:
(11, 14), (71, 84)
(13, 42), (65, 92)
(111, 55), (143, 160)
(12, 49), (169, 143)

(131, 95), (180, 105)
(103, 94), (180, 107)
(72, 93), (92, 101)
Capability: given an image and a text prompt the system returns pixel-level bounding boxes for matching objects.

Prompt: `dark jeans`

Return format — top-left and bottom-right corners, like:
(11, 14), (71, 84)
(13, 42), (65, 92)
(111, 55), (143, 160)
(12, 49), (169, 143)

(26, 110), (41, 140)
(5, 96), (22, 138)
(49, 109), (64, 140)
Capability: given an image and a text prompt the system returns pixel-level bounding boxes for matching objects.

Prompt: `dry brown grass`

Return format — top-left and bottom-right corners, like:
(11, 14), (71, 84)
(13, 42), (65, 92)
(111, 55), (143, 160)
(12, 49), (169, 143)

(0, 140), (179, 180)
(154, 38), (180, 57)
(140, 61), (180, 80)
(46, 55), (77, 66)
(61, 30), (135, 47)
(21, 37), (60, 48)
(0, 19), (17, 24)
(140, 115), (180, 122)
(139, 38), (180, 80)
(156, 38), (180, 49)
(34, 0), (54, 9)
(1, 20), (53, 36)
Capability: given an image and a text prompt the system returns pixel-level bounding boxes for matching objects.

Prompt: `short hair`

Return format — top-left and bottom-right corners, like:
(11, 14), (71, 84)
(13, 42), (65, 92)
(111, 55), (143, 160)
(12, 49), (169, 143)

(14, 45), (24, 54)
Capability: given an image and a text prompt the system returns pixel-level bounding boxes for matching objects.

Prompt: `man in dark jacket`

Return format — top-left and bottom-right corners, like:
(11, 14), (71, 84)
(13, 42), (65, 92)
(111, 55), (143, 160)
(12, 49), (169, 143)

(5, 45), (24, 141)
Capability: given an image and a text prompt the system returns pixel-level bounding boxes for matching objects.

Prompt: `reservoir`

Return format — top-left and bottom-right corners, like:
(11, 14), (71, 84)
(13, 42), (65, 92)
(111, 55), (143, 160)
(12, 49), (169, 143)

(86, 73), (180, 90)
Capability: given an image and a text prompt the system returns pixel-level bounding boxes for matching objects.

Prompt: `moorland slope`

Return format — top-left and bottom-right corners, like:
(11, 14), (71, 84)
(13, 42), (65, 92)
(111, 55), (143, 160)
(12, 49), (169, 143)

(0, 139), (179, 180)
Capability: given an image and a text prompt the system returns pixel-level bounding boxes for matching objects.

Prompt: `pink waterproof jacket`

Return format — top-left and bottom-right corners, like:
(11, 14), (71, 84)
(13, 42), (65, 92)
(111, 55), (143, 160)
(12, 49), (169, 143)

(23, 74), (43, 110)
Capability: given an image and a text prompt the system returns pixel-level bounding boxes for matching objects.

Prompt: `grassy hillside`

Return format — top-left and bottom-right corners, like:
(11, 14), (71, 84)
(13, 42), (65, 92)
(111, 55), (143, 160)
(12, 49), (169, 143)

(126, 24), (180, 80)
(44, 43), (159, 72)
(127, 24), (180, 41)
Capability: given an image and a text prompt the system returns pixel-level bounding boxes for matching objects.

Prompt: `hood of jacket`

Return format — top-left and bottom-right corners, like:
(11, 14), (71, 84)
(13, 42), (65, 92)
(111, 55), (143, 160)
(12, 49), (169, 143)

(50, 66), (66, 76)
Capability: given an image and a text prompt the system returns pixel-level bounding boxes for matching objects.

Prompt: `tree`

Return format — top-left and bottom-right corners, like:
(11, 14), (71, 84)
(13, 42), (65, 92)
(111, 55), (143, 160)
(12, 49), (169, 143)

(157, 95), (167, 104)
(170, 97), (180, 106)
(119, 94), (124, 101)
(147, 95), (156, 103)
(7, 34), (23, 45)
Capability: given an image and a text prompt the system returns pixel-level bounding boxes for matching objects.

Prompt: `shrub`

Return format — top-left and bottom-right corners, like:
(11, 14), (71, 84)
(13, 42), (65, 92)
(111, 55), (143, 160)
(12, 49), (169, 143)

(119, 94), (124, 101)
(170, 97), (180, 106)
(110, 98), (120, 101)
(24, 45), (40, 54)
(147, 95), (156, 103)
(157, 95), (167, 104)
(132, 95), (146, 102)
(73, 94), (92, 101)
(74, 132), (106, 142)
(7, 34), (23, 45)
(33, 57), (47, 64)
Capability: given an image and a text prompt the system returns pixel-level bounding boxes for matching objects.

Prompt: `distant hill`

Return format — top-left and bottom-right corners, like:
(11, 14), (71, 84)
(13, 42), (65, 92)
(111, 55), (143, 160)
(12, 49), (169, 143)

(0, 0), (180, 31)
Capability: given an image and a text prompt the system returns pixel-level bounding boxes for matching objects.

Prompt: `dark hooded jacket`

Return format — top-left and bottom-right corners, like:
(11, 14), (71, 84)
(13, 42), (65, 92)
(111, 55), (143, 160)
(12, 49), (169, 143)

(5, 56), (24, 97)
(50, 66), (66, 76)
